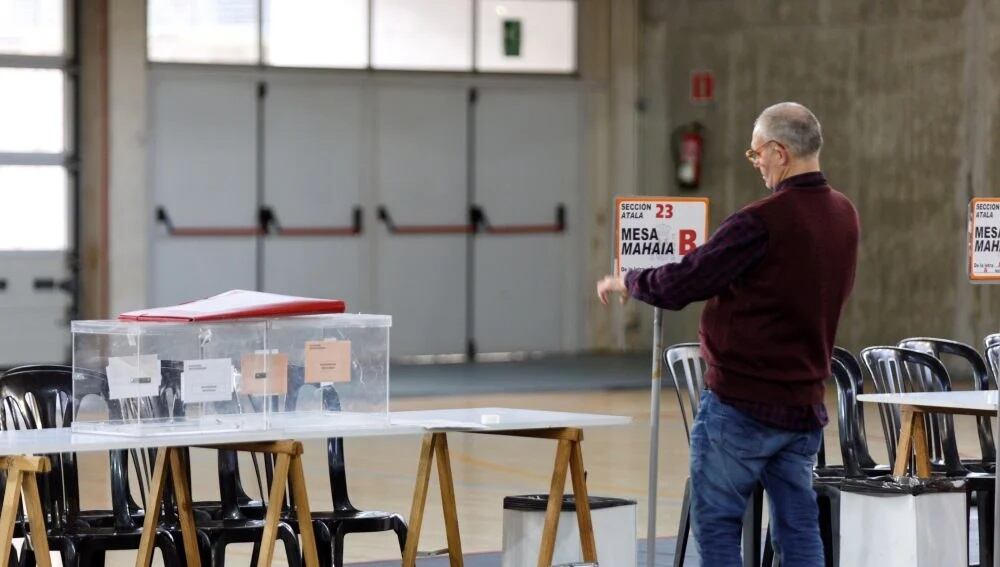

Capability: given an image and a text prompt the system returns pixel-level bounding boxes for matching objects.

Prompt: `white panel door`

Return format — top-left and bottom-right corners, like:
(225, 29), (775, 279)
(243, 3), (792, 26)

(261, 75), (369, 311)
(374, 84), (469, 356)
(0, 251), (70, 364)
(473, 87), (581, 353)
(150, 69), (259, 306)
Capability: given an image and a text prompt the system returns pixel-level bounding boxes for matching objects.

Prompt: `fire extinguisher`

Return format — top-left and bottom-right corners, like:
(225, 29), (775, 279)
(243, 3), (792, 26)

(672, 122), (704, 190)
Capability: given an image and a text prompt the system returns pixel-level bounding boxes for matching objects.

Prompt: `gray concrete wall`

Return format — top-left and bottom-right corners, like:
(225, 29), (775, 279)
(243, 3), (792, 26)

(636, 0), (1000, 352)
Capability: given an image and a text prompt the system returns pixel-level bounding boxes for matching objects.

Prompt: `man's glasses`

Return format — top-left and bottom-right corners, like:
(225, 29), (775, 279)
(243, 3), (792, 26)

(745, 140), (784, 164)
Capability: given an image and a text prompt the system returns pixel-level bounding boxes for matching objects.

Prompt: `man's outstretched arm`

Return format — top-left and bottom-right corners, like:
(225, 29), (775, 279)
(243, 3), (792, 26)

(623, 210), (768, 310)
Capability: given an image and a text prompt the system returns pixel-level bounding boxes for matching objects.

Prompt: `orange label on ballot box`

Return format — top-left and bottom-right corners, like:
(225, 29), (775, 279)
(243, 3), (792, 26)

(239, 352), (289, 395)
(304, 340), (352, 383)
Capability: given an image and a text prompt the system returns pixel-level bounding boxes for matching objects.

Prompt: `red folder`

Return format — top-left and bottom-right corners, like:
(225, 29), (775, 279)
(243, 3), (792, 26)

(118, 290), (346, 322)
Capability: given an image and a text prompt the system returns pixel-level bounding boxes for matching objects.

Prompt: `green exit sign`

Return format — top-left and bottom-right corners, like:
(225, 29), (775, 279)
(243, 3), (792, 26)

(503, 19), (522, 57)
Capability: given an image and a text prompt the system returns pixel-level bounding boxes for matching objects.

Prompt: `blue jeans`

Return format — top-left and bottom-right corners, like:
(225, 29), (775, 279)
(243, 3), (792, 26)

(690, 390), (824, 567)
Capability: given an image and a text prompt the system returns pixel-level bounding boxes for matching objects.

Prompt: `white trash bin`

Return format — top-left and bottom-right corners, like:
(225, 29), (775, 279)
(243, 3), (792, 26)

(501, 495), (636, 567)
(839, 477), (967, 567)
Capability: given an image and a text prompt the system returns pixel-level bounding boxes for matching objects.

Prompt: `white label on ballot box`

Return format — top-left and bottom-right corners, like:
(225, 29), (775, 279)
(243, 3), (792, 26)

(181, 358), (234, 403)
(106, 355), (162, 400)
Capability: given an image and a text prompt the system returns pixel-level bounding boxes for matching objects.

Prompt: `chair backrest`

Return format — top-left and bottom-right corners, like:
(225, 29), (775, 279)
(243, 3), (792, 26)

(898, 337), (995, 462)
(662, 343), (707, 445)
(985, 333), (1000, 350)
(830, 358), (864, 478)
(899, 337), (993, 390)
(831, 347), (877, 469)
(986, 340), (1000, 385)
(861, 346), (966, 476)
(48, 362), (174, 530)
(0, 365), (80, 529)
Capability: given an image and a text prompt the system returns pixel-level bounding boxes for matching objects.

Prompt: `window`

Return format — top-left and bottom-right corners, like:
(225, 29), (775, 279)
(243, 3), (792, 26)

(0, 68), (65, 153)
(148, 0), (259, 64)
(0, 0), (64, 56)
(149, 0), (578, 74)
(476, 1), (576, 73)
(371, 0), (473, 71)
(0, 166), (68, 250)
(0, 1), (70, 252)
(264, 0), (368, 68)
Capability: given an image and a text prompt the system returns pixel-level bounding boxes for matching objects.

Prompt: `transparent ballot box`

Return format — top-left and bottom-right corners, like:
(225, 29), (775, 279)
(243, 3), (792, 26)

(72, 320), (271, 435)
(71, 314), (390, 435)
(267, 314), (391, 430)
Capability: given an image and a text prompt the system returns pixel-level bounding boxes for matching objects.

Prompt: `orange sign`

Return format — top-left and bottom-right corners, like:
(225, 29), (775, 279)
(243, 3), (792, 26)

(239, 352), (289, 396)
(304, 340), (352, 383)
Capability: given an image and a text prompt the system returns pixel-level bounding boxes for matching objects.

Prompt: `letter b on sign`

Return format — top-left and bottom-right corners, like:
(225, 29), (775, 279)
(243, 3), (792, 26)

(679, 230), (697, 255)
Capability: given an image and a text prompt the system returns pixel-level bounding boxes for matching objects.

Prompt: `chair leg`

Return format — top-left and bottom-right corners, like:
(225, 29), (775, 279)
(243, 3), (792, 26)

(249, 540), (260, 567)
(313, 521), (334, 567)
(332, 527), (345, 567)
(393, 519), (408, 556)
(277, 523), (303, 567)
(60, 540), (80, 567)
(17, 544), (34, 567)
(155, 530), (183, 567)
(197, 531), (212, 567)
(827, 490), (840, 567)
(762, 524), (775, 567)
(674, 478), (692, 567)
(978, 489), (994, 567)
(742, 484), (764, 567)
(211, 538), (228, 567)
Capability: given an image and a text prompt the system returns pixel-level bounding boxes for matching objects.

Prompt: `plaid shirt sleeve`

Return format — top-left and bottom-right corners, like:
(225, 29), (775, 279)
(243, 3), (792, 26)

(624, 210), (768, 310)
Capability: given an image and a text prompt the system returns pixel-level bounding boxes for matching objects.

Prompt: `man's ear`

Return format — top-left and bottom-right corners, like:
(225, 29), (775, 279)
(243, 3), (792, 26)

(778, 147), (790, 166)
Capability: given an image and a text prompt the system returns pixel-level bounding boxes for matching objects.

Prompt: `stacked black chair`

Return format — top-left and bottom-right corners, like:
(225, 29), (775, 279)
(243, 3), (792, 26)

(898, 338), (995, 470)
(0, 365), (184, 566)
(762, 352), (868, 567)
(861, 346), (995, 567)
(155, 360), (304, 567)
(831, 347), (881, 474)
(245, 370), (408, 567)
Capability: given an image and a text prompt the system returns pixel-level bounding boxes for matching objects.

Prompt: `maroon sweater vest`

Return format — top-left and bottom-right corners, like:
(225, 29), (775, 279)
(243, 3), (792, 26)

(701, 179), (859, 405)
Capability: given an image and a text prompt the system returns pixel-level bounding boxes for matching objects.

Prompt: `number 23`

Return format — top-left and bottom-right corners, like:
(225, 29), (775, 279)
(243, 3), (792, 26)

(656, 204), (673, 219)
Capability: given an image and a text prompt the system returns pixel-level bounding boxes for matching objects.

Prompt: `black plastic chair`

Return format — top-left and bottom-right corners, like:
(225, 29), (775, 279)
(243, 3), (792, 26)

(662, 343), (766, 567)
(861, 346), (995, 566)
(861, 347), (967, 474)
(985, 333), (1000, 351)
(313, 437), (408, 567)
(986, 341), (1000, 381)
(246, 373), (408, 567)
(831, 347), (881, 473)
(152, 361), (303, 567)
(0, 365), (184, 567)
(898, 337), (996, 468)
(763, 356), (861, 567)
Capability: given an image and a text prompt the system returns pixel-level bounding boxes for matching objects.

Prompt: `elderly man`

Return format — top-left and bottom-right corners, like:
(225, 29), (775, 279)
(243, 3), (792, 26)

(597, 102), (859, 566)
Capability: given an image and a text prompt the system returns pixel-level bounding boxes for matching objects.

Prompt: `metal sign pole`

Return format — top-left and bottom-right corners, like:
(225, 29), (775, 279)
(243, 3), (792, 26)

(646, 307), (663, 567)
(994, 392), (999, 567)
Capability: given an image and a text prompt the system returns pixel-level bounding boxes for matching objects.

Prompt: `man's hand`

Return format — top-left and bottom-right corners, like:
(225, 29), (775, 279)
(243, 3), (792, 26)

(597, 273), (629, 305)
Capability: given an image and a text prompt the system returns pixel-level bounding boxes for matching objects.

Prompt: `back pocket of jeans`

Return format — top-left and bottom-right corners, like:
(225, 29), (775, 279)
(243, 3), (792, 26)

(718, 407), (763, 457)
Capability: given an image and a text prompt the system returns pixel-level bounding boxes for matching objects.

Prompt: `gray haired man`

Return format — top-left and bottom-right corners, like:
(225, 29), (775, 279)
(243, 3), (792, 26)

(598, 102), (859, 566)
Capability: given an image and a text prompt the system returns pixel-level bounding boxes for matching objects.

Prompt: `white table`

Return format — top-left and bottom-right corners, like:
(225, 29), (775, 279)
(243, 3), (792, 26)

(859, 391), (999, 567)
(858, 391), (997, 477)
(0, 408), (630, 567)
